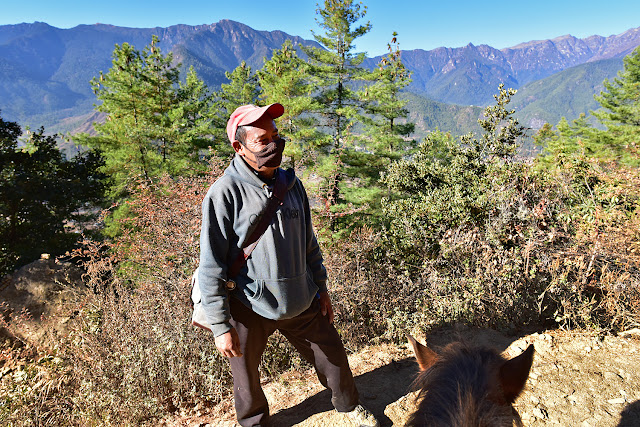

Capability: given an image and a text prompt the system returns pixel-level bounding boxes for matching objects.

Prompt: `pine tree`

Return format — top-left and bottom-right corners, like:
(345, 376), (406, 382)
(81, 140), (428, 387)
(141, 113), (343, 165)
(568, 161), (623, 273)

(168, 66), (219, 169)
(76, 36), (215, 198)
(348, 32), (415, 222)
(591, 46), (640, 165)
(302, 0), (372, 209)
(360, 32), (414, 156)
(534, 114), (593, 169)
(213, 61), (261, 147)
(304, 0), (371, 142)
(145, 37), (180, 165)
(257, 40), (325, 168)
(473, 84), (526, 161)
(220, 61), (261, 110)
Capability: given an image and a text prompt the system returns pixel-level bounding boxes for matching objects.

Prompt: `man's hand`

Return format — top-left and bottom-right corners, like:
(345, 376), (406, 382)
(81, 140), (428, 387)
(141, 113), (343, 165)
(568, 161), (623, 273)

(318, 291), (335, 324)
(215, 327), (243, 358)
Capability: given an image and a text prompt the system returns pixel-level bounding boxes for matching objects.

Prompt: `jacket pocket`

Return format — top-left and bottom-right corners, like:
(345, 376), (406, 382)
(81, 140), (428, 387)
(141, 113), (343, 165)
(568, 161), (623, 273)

(246, 272), (318, 320)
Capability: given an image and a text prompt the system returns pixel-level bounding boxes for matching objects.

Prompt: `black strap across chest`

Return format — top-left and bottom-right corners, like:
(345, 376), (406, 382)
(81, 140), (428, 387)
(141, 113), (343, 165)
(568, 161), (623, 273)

(227, 169), (291, 280)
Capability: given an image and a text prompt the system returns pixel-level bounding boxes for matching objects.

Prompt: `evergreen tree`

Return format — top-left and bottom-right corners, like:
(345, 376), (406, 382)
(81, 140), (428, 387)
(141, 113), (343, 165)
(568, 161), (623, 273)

(591, 46), (640, 165)
(338, 32), (416, 223)
(169, 66), (219, 167)
(219, 61), (261, 110)
(76, 36), (215, 198)
(534, 114), (592, 169)
(360, 32), (414, 156)
(257, 40), (325, 168)
(0, 113), (105, 275)
(302, 0), (372, 208)
(473, 84), (526, 161)
(213, 61), (261, 148)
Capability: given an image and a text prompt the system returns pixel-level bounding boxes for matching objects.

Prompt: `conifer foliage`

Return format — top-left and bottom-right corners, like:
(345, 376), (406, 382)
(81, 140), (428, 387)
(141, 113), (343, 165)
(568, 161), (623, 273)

(0, 113), (105, 275)
(304, 0), (372, 144)
(213, 60), (261, 147)
(302, 0), (372, 208)
(257, 40), (324, 168)
(77, 36), (215, 198)
(346, 33), (415, 222)
(592, 46), (640, 165)
(360, 32), (414, 157)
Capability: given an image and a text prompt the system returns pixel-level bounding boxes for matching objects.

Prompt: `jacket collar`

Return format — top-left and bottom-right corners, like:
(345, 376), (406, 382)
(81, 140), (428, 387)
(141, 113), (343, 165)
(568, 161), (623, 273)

(229, 153), (278, 188)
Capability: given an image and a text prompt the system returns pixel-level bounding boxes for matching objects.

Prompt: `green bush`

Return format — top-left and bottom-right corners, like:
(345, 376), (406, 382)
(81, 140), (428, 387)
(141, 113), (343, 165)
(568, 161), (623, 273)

(324, 86), (639, 347)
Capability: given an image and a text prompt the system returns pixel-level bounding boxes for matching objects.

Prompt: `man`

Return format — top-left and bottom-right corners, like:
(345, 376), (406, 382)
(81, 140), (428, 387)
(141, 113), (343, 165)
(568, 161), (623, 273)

(197, 103), (379, 427)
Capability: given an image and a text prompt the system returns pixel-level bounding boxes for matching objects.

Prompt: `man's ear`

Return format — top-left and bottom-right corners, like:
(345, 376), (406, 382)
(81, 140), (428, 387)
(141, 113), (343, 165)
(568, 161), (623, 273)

(232, 140), (243, 154)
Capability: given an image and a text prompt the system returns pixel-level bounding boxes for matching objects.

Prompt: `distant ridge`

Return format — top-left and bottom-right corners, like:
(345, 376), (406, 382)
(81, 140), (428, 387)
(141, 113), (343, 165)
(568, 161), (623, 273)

(512, 57), (625, 129)
(369, 26), (640, 106)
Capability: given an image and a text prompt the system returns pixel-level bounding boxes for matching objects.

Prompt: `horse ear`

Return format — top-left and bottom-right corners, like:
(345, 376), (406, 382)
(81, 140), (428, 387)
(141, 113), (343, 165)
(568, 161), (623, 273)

(408, 335), (438, 371)
(499, 344), (534, 403)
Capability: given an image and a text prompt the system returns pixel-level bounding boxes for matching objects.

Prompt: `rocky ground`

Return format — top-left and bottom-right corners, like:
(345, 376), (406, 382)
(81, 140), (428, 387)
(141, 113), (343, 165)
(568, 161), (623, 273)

(168, 327), (640, 427)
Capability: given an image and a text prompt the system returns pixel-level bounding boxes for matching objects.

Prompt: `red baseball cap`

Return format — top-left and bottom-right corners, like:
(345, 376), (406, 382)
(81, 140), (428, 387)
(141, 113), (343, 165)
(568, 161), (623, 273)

(226, 103), (285, 143)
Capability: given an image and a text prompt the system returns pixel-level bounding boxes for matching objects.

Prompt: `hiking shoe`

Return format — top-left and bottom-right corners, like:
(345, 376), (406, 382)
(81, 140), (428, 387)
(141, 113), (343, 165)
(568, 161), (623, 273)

(343, 403), (379, 427)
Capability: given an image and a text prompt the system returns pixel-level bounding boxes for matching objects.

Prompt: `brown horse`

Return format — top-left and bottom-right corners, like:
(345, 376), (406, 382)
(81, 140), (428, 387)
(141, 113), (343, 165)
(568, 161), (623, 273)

(406, 336), (534, 427)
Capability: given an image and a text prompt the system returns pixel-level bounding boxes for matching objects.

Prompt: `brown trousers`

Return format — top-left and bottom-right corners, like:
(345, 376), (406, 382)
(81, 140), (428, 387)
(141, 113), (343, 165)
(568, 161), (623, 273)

(228, 296), (359, 427)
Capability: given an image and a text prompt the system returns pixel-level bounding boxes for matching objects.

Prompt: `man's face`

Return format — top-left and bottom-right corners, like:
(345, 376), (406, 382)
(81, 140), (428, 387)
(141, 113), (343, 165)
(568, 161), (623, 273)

(233, 115), (281, 175)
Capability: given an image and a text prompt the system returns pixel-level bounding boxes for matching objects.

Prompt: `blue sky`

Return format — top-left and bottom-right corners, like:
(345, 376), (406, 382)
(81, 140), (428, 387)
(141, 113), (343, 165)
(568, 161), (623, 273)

(2, 0), (639, 56)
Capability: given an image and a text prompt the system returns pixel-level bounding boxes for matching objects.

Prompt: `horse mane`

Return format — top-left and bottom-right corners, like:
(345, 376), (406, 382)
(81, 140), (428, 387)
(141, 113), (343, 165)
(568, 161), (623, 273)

(406, 341), (528, 427)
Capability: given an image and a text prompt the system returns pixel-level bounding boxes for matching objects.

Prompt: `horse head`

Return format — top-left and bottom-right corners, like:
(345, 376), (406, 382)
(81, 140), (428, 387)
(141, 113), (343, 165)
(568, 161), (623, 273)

(406, 335), (534, 426)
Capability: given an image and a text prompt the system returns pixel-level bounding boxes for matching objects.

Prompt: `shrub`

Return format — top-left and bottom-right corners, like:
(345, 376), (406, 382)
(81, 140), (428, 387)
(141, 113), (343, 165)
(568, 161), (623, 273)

(323, 155), (639, 352)
(324, 87), (639, 347)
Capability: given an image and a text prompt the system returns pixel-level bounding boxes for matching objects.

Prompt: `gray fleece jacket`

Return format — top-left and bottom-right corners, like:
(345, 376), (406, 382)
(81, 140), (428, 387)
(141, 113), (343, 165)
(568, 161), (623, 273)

(197, 154), (328, 337)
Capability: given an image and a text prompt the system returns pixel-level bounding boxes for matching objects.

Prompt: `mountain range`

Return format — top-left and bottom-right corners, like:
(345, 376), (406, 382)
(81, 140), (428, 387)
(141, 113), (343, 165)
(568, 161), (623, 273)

(393, 27), (640, 105)
(0, 20), (320, 132)
(1, 20), (639, 136)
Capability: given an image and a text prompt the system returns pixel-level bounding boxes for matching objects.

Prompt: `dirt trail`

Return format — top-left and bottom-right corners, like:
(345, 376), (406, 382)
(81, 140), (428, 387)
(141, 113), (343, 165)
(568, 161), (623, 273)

(171, 327), (640, 427)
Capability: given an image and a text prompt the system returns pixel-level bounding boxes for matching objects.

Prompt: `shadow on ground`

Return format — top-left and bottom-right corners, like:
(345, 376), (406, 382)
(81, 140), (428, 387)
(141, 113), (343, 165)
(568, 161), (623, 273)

(618, 399), (640, 426)
(269, 328), (538, 426)
(270, 357), (417, 426)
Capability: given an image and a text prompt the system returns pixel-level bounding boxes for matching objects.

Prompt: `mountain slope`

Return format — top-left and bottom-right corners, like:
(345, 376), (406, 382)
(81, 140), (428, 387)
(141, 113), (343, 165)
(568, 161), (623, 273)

(403, 91), (482, 137)
(372, 27), (640, 106)
(512, 57), (624, 128)
(0, 20), (319, 129)
(371, 44), (518, 106)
